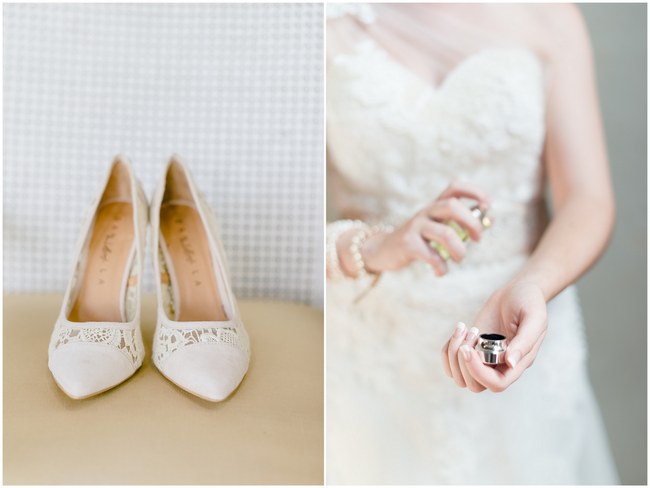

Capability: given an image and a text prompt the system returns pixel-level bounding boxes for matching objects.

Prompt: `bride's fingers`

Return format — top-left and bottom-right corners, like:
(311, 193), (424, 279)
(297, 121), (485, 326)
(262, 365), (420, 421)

(458, 345), (486, 393)
(519, 330), (546, 369)
(437, 181), (490, 209)
(458, 322), (547, 393)
(442, 325), (479, 381)
(447, 322), (471, 387)
(428, 198), (484, 242)
(428, 248), (448, 275)
(457, 326), (482, 391)
(505, 306), (547, 369)
(465, 327), (480, 349)
(420, 221), (466, 263)
(409, 236), (448, 275)
(459, 347), (517, 392)
(461, 337), (541, 393)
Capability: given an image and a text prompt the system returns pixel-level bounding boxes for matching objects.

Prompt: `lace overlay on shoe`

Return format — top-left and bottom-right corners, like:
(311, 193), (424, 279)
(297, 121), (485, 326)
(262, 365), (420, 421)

(154, 324), (248, 365)
(54, 258), (142, 367)
(52, 227), (143, 367)
(52, 325), (142, 366)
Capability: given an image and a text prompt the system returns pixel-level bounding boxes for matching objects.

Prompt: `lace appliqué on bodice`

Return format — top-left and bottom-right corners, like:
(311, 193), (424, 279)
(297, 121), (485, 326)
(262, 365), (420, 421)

(327, 40), (547, 264)
(328, 40), (545, 213)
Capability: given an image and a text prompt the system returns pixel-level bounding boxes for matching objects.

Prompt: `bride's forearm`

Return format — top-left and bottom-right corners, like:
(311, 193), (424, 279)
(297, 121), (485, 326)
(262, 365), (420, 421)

(512, 194), (614, 301)
(521, 5), (615, 303)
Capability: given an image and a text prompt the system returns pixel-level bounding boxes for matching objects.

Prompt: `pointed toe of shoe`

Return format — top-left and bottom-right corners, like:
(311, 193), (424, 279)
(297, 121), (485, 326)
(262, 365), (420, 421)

(49, 343), (135, 399)
(160, 345), (249, 402)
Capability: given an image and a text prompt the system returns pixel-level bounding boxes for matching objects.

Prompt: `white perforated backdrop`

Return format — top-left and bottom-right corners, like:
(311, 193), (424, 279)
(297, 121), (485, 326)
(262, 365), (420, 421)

(3, 4), (324, 308)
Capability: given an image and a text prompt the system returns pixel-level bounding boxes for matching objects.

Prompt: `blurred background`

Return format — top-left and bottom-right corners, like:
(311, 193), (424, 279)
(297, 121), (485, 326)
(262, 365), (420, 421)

(577, 4), (646, 484)
(3, 3), (324, 308)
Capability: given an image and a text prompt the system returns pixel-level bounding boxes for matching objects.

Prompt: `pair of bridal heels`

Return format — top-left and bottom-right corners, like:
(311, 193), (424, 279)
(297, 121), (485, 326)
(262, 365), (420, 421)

(47, 155), (250, 402)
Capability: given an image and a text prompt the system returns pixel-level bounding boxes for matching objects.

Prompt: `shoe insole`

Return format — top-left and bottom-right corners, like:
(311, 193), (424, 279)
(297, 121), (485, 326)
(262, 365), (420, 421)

(160, 203), (227, 322)
(69, 202), (134, 323)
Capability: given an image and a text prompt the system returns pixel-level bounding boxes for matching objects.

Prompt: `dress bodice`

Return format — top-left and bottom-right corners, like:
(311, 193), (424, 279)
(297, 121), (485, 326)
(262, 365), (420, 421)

(327, 37), (549, 263)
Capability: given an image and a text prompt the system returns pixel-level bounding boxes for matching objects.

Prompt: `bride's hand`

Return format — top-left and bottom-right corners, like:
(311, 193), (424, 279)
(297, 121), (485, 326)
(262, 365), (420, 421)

(441, 281), (548, 392)
(359, 182), (490, 276)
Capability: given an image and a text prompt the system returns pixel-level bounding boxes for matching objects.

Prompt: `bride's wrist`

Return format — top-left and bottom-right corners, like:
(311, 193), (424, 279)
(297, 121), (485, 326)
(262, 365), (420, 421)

(328, 220), (369, 279)
(336, 228), (364, 278)
(506, 275), (549, 301)
(339, 226), (392, 277)
(360, 231), (388, 274)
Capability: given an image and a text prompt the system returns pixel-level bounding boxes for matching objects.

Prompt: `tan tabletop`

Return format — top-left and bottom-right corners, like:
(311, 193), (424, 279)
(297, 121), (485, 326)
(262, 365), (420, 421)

(3, 294), (323, 485)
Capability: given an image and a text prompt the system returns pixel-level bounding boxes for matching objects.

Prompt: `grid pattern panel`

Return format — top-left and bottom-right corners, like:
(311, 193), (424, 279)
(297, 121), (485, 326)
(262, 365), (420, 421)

(3, 4), (324, 308)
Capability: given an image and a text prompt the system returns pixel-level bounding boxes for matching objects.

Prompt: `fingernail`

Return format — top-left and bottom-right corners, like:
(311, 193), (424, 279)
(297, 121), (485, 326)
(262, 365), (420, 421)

(467, 327), (479, 340)
(453, 322), (466, 338)
(460, 344), (472, 362)
(507, 350), (521, 368)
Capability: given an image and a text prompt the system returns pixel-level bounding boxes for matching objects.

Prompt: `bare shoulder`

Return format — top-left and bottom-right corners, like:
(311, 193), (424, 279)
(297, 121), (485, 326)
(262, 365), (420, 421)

(528, 4), (592, 59)
(530, 4), (584, 25)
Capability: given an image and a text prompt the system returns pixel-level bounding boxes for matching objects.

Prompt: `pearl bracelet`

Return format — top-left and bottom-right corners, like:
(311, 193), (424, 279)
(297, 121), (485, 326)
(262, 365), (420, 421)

(326, 220), (393, 280)
(349, 223), (394, 279)
(326, 220), (367, 279)
(349, 227), (372, 278)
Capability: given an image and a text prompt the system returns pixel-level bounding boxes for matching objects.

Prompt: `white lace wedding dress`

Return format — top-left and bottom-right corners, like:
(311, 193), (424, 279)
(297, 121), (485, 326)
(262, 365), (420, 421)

(326, 13), (619, 485)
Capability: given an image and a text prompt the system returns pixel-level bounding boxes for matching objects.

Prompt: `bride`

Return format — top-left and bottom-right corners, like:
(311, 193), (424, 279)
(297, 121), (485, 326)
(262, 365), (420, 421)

(326, 4), (619, 484)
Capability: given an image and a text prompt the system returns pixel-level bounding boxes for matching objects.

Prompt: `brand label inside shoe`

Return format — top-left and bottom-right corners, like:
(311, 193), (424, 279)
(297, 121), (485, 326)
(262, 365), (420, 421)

(69, 202), (134, 322)
(97, 208), (128, 283)
(174, 217), (202, 286)
(160, 204), (228, 321)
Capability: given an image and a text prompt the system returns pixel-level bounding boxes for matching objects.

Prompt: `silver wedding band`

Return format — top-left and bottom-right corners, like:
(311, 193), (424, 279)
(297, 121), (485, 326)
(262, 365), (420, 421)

(476, 333), (507, 365)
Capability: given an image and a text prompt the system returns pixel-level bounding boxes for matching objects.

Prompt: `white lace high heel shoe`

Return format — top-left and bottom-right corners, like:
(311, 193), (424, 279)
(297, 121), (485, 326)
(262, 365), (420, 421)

(48, 156), (147, 399)
(150, 156), (250, 402)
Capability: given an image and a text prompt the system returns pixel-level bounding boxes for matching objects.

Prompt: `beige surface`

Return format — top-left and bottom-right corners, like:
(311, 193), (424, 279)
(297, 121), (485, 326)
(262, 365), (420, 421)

(3, 294), (324, 485)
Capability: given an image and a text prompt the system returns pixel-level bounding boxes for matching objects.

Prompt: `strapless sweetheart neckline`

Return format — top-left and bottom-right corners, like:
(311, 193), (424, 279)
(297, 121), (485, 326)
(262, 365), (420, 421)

(331, 37), (543, 94)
